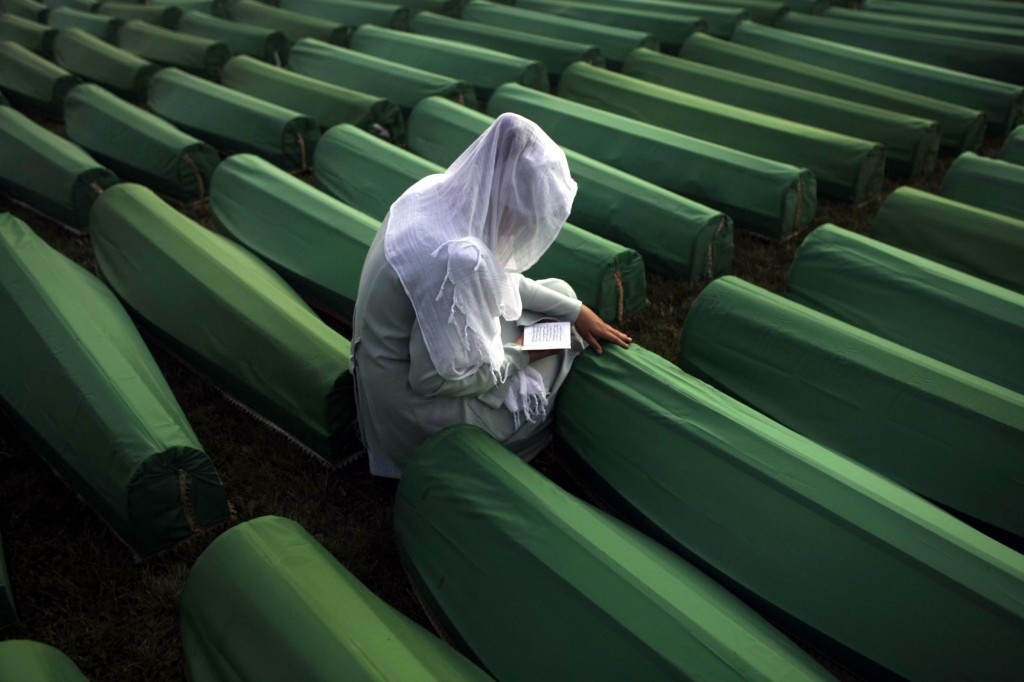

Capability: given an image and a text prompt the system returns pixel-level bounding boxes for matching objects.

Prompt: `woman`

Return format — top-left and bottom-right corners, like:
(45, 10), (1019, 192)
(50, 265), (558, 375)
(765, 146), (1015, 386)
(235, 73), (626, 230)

(351, 113), (630, 478)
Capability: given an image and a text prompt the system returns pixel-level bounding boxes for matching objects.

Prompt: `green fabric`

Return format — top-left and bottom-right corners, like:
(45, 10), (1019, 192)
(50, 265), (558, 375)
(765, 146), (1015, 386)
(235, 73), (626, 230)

(872, 187), (1024, 295)
(151, 0), (226, 15)
(861, 0), (1024, 31)
(0, 107), (116, 230)
(315, 123), (647, 321)
(65, 83), (220, 202)
(0, 40), (79, 117)
(46, 6), (122, 41)
(408, 96), (732, 279)
(410, 11), (604, 81)
(626, 47), (938, 178)
(0, 0), (49, 22)
(288, 38), (476, 112)
(940, 152), (1024, 223)
(0, 534), (13, 628)
(395, 425), (832, 682)
(586, 0), (746, 40)
(181, 516), (491, 682)
(681, 0), (788, 24)
(732, 21), (1023, 134)
(350, 24), (549, 100)
(489, 82), (815, 238)
(462, 0), (659, 68)
(0, 641), (87, 681)
(825, 6), (1024, 46)
(177, 11), (287, 63)
(879, 0), (1024, 16)
(147, 68), (320, 171)
(0, 14), (56, 56)
(118, 20), (229, 79)
(97, 2), (183, 27)
(278, 0), (409, 30)
(515, 0), (707, 52)
(677, 32), (984, 152)
(221, 55), (405, 142)
(53, 27), (159, 101)
(788, 224), (1024, 395)
(0, 214), (230, 555)
(784, 0), (847, 13)
(228, 0), (350, 46)
(556, 343), (1024, 680)
(89, 183), (357, 462)
(210, 154), (377, 322)
(42, 0), (97, 10)
(678, 276), (1024, 547)
(1001, 125), (1024, 166)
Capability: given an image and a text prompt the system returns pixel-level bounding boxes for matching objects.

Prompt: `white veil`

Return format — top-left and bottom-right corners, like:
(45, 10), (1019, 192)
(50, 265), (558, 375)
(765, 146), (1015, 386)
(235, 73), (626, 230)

(384, 112), (577, 385)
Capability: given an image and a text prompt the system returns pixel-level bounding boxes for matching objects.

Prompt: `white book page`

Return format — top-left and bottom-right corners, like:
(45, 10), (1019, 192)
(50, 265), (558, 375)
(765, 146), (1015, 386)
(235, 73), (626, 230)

(522, 321), (571, 350)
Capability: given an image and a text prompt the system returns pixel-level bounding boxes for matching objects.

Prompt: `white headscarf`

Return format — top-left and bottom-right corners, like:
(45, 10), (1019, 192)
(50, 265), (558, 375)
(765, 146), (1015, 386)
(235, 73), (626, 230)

(384, 113), (577, 388)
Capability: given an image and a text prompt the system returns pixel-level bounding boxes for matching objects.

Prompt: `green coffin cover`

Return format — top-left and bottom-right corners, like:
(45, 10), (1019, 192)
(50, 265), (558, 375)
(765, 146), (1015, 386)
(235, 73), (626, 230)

(410, 11), (604, 81)
(315, 123), (647, 321)
(1002, 125), (1024, 166)
(182, 516), (491, 682)
(871, 187), (1024, 295)
(0, 534), (13, 628)
(861, 0), (1024, 31)
(0, 14), (56, 56)
(44, 0), (98, 11)
(53, 27), (159, 101)
(869, 0), (1024, 17)
(118, 20), (229, 79)
(0, 215), (230, 555)
(0, 0), (49, 22)
(147, 68), (320, 171)
(65, 83), (220, 202)
(788, 224), (1024, 395)
(558, 62), (883, 203)
(97, 2), (183, 27)
(46, 6), (122, 42)
(177, 10), (287, 63)
(825, 6), (1024, 46)
(408, 96), (732, 280)
(462, 0), (659, 68)
(586, 0), (746, 40)
(555, 343), (1024, 680)
(940, 152), (1024, 223)
(395, 425), (832, 682)
(288, 38), (476, 112)
(89, 183), (357, 462)
(489, 83), (815, 238)
(685, 0), (787, 25)
(350, 24), (548, 101)
(678, 276), (1024, 547)
(732, 21), (1023, 135)
(229, 0), (350, 46)
(210, 154), (377, 322)
(151, 0), (227, 15)
(221, 55), (405, 142)
(0, 40), (79, 117)
(626, 46), (938, 178)
(0, 107), (117, 230)
(278, 0), (409, 31)
(677, 31), (985, 152)
(0, 641), (87, 682)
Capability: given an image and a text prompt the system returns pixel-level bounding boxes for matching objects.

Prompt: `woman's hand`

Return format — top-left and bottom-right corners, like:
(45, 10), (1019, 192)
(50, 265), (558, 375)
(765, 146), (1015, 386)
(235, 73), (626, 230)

(574, 305), (632, 354)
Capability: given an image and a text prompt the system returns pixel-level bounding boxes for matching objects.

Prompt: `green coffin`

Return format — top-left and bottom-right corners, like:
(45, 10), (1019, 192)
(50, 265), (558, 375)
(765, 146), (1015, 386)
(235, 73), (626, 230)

(0, 40), (79, 117)
(677, 32), (984, 152)
(177, 11), (287, 62)
(118, 20), (229, 79)
(1002, 125), (1024, 166)
(556, 343), (1024, 680)
(0, 534), (13, 628)
(147, 68), (319, 171)
(587, 0), (746, 40)
(462, 0), (658, 68)
(871, 187), (1024, 295)
(489, 83), (816, 238)
(278, 0), (409, 30)
(89, 183), (357, 462)
(46, 6), (122, 42)
(0, 214), (229, 555)
(825, 6), (1024, 46)
(395, 425), (832, 682)
(410, 11), (604, 82)
(97, 2), (183, 27)
(350, 24), (548, 100)
(0, 106), (117, 230)
(53, 27), (159, 101)
(221, 55), (405, 142)
(626, 46), (938, 178)
(788, 224), (1024, 395)
(315, 123), (647, 321)
(0, 0), (49, 22)
(732, 21), (1023, 135)
(289, 38), (476, 112)
(870, 0), (1024, 17)
(685, 0), (787, 24)
(181, 516), (491, 682)
(210, 154), (377, 322)
(861, 0), (1024, 31)
(408, 96), (732, 280)
(0, 14), (56, 56)
(151, 0), (226, 15)
(516, 0), (706, 52)
(940, 152), (1024, 223)
(678, 276), (1024, 548)
(229, 0), (350, 46)
(0, 641), (87, 681)
(65, 83), (220, 202)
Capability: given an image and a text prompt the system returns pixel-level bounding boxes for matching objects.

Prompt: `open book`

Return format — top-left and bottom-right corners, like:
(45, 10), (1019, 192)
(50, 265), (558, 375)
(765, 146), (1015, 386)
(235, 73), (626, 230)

(522, 321), (571, 351)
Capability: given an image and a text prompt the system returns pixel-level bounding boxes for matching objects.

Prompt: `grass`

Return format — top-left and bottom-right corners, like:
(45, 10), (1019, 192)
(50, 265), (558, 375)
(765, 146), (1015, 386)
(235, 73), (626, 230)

(0, 125), (1002, 680)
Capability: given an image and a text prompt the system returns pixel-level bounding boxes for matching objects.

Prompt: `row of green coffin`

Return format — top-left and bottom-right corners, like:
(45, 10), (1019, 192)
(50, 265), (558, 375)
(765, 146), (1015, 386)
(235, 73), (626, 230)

(863, 0), (1024, 21)
(939, 151), (1024, 223)
(825, 5), (1024, 45)
(1004, 125), (1024, 165)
